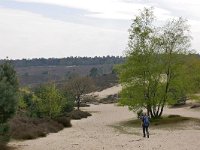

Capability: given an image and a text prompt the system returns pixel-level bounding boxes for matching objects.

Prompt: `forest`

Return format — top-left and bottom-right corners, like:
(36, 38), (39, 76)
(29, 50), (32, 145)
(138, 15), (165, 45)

(1, 56), (124, 67)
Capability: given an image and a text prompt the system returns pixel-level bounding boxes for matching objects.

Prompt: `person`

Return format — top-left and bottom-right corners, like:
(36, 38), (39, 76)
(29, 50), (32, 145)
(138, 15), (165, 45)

(140, 113), (150, 138)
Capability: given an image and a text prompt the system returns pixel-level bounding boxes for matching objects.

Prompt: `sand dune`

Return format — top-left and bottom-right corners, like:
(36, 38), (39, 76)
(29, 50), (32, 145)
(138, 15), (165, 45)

(90, 84), (122, 99)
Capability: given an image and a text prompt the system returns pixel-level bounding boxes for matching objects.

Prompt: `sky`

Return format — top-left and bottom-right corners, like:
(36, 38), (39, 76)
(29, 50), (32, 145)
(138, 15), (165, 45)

(0, 0), (200, 59)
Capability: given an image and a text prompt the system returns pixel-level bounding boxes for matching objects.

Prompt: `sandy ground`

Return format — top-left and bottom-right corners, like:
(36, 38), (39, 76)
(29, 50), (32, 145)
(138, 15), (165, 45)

(90, 84), (122, 99)
(9, 86), (200, 150)
(9, 104), (200, 150)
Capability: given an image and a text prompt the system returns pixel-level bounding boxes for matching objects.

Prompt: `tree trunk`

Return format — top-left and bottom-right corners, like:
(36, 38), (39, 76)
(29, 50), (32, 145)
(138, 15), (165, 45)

(77, 96), (80, 110)
(77, 100), (80, 110)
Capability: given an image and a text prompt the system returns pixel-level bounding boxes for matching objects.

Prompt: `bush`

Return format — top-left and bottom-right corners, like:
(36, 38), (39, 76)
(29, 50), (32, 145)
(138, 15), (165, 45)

(54, 117), (71, 127)
(173, 96), (188, 107)
(34, 84), (67, 118)
(190, 104), (200, 109)
(67, 110), (92, 120)
(9, 116), (64, 140)
(18, 89), (41, 118)
(0, 123), (10, 145)
(99, 94), (119, 104)
(0, 143), (11, 150)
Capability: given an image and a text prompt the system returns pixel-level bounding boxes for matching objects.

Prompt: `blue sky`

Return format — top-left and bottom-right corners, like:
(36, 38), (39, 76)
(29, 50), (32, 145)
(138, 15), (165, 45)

(0, 0), (200, 59)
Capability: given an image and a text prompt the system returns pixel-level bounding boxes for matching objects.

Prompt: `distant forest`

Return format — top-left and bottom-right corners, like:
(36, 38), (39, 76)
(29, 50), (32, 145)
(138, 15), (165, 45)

(1, 56), (125, 67)
(0, 56), (125, 87)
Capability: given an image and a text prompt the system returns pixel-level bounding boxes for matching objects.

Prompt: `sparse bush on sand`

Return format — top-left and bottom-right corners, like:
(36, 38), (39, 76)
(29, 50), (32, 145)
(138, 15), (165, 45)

(66, 110), (92, 120)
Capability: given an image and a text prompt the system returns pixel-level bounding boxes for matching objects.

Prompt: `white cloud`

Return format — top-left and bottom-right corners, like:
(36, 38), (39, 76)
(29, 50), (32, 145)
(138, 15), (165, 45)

(0, 8), (128, 59)
(14, 0), (172, 20)
(189, 19), (200, 51)
(1, 0), (200, 59)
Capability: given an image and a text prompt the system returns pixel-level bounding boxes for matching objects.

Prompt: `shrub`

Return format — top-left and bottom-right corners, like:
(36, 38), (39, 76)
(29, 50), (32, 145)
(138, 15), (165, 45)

(81, 95), (98, 103)
(68, 110), (91, 120)
(55, 117), (71, 127)
(9, 116), (64, 140)
(190, 104), (200, 109)
(99, 94), (119, 104)
(18, 88), (41, 118)
(0, 143), (11, 150)
(34, 84), (66, 118)
(0, 123), (10, 145)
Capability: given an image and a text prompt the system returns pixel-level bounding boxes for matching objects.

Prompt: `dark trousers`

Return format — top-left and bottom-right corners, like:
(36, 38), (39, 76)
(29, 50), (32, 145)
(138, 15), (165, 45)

(143, 125), (149, 138)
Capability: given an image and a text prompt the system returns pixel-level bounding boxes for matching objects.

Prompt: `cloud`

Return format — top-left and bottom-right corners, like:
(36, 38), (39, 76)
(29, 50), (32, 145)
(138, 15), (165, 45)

(1, 0), (200, 59)
(189, 19), (200, 51)
(13, 0), (172, 20)
(0, 8), (128, 59)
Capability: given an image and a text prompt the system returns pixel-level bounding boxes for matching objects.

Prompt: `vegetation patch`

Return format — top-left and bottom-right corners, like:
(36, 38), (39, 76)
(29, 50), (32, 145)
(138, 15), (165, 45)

(66, 110), (92, 120)
(54, 116), (72, 127)
(99, 94), (119, 104)
(111, 115), (200, 135)
(0, 143), (14, 150)
(9, 116), (67, 140)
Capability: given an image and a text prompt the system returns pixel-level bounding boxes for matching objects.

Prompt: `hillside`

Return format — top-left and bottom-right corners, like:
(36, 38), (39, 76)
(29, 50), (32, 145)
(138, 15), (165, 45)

(2, 56), (124, 87)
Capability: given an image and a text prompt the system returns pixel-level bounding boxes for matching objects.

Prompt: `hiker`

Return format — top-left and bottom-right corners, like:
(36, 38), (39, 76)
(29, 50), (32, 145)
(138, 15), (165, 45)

(141, 113), (150, 138)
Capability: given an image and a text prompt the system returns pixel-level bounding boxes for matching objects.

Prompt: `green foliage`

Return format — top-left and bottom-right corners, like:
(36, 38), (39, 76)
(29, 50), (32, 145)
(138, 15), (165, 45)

(0, 62), (19, 123)
(0, 61), (18, 145)
(10, 56), (124, 67)
(18, 84), (75, 118)
(89, 67), (99, 77)
(34, 84), (66, 118)
(61, 91), (75, 112)
(0, 123), (9, 144)
(136, 109), (143, 118)
(18, 88), (41, 117)
(117, 8), (192, 118)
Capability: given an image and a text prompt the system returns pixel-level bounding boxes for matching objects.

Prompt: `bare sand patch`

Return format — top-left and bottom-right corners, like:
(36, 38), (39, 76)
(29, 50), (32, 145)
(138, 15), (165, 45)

(90, 84), (122, 99)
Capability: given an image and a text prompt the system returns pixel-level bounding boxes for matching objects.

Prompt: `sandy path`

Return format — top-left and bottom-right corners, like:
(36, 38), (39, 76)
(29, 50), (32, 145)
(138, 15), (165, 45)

(9, 104), (200, 150)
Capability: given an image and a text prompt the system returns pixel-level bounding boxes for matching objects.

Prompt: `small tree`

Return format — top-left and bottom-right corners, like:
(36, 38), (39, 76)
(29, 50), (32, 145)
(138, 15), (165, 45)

(34, 83), (65, 118)
(89, 67), (99, 77)
(18, 88), (41, 117)
(66, 77), (94, 110)
(0, 61), (18, 144)
(117, 8), (192, 118)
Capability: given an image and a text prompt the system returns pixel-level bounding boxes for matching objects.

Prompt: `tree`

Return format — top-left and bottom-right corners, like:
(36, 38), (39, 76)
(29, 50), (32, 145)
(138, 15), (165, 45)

(0, 61), (19, 144)
(18, 88), (42, 117)
(89, 67), (99, 77)
(66, 77), (94, 110)
(34, 83), (65, 118)
(117, 8), (191, 118)
(0, 61), (19, 122)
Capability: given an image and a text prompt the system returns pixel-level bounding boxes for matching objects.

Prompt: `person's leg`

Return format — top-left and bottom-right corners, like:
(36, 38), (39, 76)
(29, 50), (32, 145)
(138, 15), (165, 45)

(143, 126), (146, 137)
(146, 126), (149, 138)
